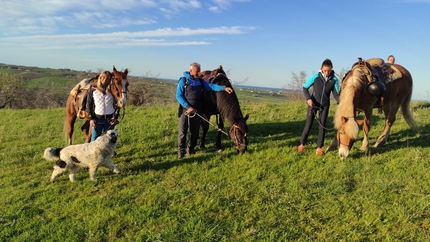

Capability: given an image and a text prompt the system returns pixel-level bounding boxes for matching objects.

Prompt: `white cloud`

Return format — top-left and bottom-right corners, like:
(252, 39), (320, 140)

(0, 0), (251, 36)
(208, 0), (250, 12)
(0, 26), (255, 49)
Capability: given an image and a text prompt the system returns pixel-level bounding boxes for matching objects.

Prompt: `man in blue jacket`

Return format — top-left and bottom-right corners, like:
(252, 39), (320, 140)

(176, 62), (233, 159)
(298, 59), (340, 155)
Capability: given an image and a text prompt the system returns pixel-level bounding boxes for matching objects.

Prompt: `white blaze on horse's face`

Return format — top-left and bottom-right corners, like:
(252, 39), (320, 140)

(120, 80), (127, 106)
(112, 66), (129, 108)
(337, 117), (359, 159)
(338, 145), (349, 160)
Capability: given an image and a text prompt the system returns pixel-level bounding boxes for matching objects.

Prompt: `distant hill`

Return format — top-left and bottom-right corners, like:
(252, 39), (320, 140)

(0, 63), (296, 109)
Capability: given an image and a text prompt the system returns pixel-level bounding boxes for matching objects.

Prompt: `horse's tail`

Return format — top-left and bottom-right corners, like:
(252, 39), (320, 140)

(401, 89), (419, 133)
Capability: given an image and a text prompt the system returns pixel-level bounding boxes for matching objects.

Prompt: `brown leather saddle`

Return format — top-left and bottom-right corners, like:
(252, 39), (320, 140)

(366, 58), (402, 83)
(69, 76), (98, 119)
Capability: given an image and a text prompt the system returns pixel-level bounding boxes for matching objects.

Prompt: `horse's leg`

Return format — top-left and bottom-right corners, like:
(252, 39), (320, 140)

(374, 104), (397, 148)
(360, 111), (372, 151)
(200, 115), (210, 151)
(64, 97), (77, 145)
(325, 134), (338, 153)
(65, 115), (76, 145)
(216, 117), (224, 152)
(81, 120), (91, 143)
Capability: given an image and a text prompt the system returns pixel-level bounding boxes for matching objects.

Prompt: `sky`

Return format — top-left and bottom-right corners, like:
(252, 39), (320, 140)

(1, 0), (430, 100)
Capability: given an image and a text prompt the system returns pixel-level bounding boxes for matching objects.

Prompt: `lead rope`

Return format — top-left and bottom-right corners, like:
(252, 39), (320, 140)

(185, 111), (229, 137)
(311, 107), (335, 131)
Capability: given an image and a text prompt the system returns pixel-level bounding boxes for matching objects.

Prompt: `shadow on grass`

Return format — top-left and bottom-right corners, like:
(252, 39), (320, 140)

(324, 120), (427, 158)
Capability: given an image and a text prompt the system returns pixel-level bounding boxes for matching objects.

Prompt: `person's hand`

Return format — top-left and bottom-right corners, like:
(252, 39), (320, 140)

(186, 107), (195, 114)
(307, 99), (313, 107)
(224, 87), (233, 94)
(110, 118), (117, 125)
(90, 119), (96, 127)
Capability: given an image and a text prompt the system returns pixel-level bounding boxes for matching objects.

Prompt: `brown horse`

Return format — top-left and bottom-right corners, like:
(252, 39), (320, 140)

(326, 58), (418, 159)
(64, 66), (129, 145)
(198, 66), (249, 153)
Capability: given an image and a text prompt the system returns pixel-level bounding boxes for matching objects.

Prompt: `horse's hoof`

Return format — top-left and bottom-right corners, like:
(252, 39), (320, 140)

(217, 149), (223, 153)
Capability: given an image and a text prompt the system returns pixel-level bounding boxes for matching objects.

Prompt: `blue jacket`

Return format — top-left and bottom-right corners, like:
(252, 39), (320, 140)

(303, 70), (340, 107)
(176, 71), (225, 109)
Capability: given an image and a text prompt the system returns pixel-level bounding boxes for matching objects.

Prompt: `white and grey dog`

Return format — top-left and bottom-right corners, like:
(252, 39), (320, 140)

(44, 129), (120, 182)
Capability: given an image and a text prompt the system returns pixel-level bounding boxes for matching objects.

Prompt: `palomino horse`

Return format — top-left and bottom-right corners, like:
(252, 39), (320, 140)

(198, 65), (249, 153)
(326, 58), (418, 158)
(64, 66), (129, 145)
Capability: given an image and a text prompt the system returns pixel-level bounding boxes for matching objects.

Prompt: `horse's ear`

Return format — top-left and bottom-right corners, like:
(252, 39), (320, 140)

(124, 68), (128, 75)
(244, 114), (249, 121)
(341, 116), (348, 124)
(218, 65), (223, 70)
(113, 66), (117, 73)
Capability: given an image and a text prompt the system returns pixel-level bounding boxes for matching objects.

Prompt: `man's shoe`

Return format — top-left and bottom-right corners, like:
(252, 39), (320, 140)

(316, 148), (324, 155)
(298, 144), (305, 152)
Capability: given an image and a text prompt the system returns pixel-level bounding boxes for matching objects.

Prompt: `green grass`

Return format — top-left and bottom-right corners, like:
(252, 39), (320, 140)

(1, 102), (430, 241)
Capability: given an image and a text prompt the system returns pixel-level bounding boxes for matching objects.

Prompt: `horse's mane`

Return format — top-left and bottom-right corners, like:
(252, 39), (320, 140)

(334, 67), (367, 130)
(210, 69), (244, 125)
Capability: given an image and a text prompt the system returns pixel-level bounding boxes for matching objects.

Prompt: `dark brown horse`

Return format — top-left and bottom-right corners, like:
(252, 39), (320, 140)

(198, 65), (249, 153)
(326, 58), (418, 158)
(64, 66), (129, 145)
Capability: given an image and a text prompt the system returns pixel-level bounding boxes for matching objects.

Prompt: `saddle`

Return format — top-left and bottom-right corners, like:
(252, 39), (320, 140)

(366, 58), (402, 83)
(69, 76), (98, 119)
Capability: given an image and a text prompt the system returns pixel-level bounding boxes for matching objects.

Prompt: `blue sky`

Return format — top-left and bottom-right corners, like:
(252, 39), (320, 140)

(1, 0), (430, 100)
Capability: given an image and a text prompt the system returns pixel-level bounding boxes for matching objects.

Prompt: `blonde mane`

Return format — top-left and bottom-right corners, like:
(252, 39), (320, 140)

(334, 67), (367, 130)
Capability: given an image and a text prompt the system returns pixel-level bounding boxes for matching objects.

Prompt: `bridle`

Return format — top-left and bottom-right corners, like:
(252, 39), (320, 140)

(111, 76), (128, 99)
(229, 124), (247, 149)
(336, 117), (356, 150)
(110, 74), (128, 119)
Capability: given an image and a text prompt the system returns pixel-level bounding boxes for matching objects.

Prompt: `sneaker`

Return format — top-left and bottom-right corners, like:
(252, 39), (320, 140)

(316, 148), (324, 155)
(298, 144), (305, 152)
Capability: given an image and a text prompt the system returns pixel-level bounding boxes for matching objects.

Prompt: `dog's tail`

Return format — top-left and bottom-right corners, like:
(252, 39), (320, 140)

(43, 148), (62, 161)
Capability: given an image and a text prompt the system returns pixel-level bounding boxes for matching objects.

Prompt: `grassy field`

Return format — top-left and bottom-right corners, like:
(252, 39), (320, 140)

(1, 101), (430, 241)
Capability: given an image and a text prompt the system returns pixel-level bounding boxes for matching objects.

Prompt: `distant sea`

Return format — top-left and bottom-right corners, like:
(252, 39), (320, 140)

(235, 85), (282, 92)
(157, 78), (283, 92)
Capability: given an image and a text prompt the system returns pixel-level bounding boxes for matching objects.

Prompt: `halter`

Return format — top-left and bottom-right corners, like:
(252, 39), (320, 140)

(110, 74), (128, 120)
(229, 124), (247, 149)
(337, 129), (353, 149)
(336, 117), (356, 149)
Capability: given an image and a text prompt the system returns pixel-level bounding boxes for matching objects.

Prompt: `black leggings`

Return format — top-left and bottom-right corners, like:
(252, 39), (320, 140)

(299, 105), (330, 148)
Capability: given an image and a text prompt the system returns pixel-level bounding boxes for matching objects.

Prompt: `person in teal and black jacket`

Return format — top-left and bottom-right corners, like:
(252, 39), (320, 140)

(176, 62), (233, 159)
(298, 58), (340, 155)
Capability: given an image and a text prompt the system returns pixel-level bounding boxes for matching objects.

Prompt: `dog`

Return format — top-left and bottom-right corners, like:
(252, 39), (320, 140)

(44, 129), (120, 182)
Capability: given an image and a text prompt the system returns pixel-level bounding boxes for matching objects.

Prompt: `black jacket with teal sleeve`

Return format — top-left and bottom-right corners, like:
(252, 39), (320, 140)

(303, 70), (340, 107)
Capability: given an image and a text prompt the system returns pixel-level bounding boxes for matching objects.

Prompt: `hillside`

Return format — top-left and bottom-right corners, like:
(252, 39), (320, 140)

(0, 63), (296, 109)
